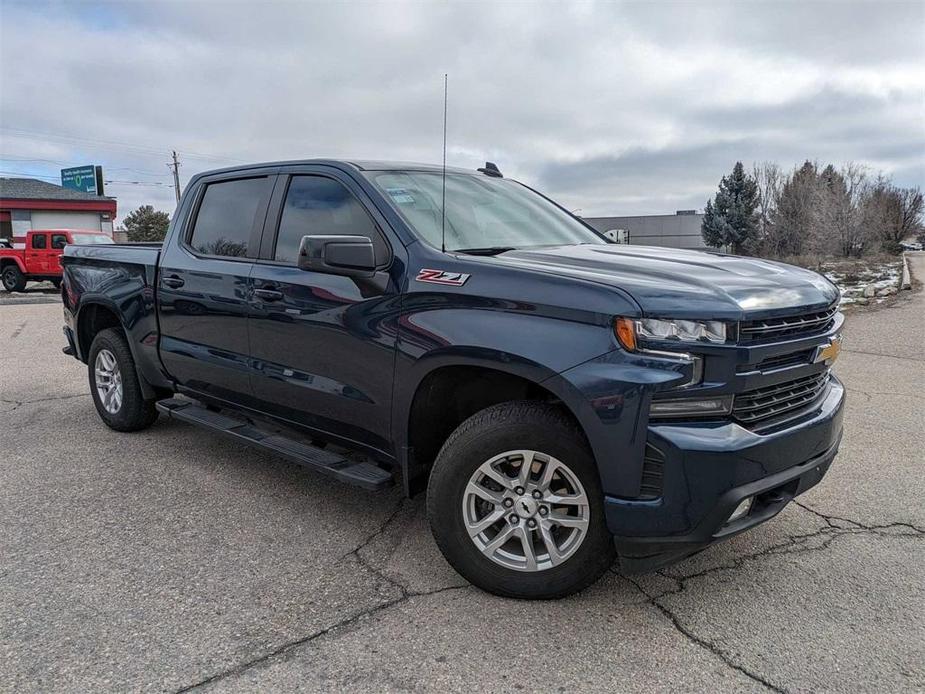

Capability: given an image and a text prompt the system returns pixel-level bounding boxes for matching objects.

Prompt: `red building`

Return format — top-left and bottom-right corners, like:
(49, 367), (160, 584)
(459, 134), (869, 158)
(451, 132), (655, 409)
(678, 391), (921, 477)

(0, 178), (117, 245)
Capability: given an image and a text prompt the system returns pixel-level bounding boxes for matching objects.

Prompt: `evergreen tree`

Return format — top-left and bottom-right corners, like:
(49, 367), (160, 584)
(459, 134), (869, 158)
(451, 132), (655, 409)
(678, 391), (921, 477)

(701, 162), (760, 254)
(120, 205), (170, 242)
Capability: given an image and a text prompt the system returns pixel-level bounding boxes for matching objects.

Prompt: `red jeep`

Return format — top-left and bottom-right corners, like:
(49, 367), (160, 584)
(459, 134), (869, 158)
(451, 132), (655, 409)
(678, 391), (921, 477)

(0, 229), (113, 292)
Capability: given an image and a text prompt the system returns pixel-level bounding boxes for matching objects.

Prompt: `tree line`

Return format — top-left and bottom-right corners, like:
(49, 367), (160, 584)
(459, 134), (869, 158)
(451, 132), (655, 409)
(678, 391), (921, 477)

(702, 161), (924, 257)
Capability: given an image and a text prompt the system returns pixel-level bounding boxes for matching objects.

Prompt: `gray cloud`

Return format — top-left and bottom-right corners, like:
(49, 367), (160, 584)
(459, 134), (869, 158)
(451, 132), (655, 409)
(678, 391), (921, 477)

(1, 0), (922, 222)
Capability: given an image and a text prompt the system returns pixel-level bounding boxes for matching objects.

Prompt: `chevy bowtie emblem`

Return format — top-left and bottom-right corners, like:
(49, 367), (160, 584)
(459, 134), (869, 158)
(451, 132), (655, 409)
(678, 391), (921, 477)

(415, 269), (470, 286)
(813, 336), (842, 365)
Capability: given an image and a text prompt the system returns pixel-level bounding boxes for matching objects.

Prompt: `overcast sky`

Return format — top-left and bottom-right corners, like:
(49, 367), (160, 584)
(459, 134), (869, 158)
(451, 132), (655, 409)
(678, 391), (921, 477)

(1, 0), (923, 223)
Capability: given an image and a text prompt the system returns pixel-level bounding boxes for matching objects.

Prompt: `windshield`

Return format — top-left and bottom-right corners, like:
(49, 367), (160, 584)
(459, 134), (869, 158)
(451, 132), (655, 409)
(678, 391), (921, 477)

(367, 171), (605, 252)
(71, 234), (114, 245)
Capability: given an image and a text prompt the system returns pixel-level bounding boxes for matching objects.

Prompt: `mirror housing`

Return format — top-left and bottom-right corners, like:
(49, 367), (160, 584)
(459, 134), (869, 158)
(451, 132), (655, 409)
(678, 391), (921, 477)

(298, 235), (377, 278)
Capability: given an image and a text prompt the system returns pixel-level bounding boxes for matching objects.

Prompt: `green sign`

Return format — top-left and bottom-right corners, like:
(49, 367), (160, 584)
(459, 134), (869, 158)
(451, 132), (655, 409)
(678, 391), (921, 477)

(61, 165), (103, 195)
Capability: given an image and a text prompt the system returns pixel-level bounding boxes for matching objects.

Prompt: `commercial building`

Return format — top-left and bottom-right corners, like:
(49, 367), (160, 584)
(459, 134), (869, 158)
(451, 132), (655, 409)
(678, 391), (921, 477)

(583, 210), (707, 250)
(0, 178), (116, 244)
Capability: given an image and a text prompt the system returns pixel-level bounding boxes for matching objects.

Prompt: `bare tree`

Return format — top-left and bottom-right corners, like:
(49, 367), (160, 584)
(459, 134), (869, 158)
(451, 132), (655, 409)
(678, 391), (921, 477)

(752, 162), (782, 250)
(816, 163), (870, 258)
(869, 184), (925, 252)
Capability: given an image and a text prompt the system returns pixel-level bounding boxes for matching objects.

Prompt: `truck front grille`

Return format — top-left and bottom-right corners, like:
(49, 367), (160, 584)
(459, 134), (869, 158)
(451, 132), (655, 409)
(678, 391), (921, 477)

(733, 371), (831, 427)
(739, 304), (838, 344)
(739, 348), (815, 373)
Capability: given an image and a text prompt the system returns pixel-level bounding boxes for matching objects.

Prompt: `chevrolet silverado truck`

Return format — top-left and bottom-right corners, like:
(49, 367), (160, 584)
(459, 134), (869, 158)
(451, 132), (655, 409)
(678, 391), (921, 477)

(1, 228), (113, 291)
(61, 160), (845, 599)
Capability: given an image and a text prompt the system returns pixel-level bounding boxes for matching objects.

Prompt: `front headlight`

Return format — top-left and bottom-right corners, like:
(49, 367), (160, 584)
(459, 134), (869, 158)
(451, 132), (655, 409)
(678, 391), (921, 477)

(637, 318), (726, 343)
(615, 317), (727, 350)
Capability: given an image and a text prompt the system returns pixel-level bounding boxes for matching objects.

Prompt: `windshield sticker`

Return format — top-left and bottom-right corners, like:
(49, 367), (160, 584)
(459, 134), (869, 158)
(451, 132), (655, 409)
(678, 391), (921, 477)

(386, 187), (416, 205)
(416, 269), (470, 286)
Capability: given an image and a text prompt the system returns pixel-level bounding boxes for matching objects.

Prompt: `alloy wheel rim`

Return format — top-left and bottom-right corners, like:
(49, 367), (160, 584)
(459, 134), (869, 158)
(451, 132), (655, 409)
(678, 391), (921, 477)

(462, 450), (590, 572)
(94, 349), (123, 414)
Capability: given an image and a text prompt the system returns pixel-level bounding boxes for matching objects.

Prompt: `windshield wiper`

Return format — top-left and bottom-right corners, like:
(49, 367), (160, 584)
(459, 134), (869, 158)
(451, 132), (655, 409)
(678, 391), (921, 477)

(453, 246), (517, 256)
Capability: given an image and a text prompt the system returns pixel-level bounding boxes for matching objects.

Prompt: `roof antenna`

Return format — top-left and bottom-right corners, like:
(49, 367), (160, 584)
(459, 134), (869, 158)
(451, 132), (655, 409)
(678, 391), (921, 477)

(441, 73), (448, 253)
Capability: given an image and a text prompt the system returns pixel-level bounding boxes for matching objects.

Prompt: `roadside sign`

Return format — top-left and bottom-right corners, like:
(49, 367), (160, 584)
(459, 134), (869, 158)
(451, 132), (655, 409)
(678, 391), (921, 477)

(61, 165), (104, 195)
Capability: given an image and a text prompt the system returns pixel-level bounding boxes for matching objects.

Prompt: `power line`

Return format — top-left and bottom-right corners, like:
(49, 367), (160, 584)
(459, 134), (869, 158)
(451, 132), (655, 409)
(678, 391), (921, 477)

(0, 170), (60, 180)
(0, 156), (171, 178)
(0, 126), (247, 164)
(0, 169), (174, 188)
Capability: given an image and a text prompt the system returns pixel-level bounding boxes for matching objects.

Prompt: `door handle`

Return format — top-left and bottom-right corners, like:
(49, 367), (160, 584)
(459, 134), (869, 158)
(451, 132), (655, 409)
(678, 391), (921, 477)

(253, 287), (284, 302)
(162, 275), (185, 289)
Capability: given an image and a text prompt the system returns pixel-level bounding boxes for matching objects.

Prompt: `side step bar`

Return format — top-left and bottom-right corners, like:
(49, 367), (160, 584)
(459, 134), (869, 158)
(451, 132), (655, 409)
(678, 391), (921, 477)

(156, 398), (393, 491)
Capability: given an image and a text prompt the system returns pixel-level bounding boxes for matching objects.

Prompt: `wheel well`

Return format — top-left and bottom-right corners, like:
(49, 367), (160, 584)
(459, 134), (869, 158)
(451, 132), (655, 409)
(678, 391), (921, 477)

(407, 366), (582, 480)
(1, 258), (22, 271)
(77, 304), (122, 360)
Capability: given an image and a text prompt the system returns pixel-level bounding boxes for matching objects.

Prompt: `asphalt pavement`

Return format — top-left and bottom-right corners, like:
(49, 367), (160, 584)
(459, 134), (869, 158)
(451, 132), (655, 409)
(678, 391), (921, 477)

(1, 257), (923, 693)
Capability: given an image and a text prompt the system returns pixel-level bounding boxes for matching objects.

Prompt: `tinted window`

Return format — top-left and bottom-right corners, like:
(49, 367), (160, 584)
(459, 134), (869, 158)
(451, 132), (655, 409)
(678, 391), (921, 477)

(274, 176), (386, 264)
(51, 234), (68, 249)
(31, 234), (47, 249)
(368, 171), (605, 252)
(189, 177), (270, 258)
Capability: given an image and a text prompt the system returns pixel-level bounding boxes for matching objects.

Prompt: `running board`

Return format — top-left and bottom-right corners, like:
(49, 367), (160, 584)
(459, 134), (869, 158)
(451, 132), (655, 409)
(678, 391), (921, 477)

(155, 398), (393, 491)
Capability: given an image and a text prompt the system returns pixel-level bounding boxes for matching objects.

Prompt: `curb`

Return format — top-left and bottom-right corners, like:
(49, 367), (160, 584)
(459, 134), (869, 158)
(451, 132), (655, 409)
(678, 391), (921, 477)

(900, 253), (911, 290)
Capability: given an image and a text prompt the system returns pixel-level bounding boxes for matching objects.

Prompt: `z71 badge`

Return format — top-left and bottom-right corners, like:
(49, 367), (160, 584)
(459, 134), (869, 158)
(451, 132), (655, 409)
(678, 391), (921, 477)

(415, 269), (471, 286)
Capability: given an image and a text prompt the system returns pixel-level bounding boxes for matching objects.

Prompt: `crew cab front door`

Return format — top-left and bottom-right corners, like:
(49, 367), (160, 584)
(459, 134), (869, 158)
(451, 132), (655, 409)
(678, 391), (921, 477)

(27, 232), (51, 274)
(247, 169), (400, 454)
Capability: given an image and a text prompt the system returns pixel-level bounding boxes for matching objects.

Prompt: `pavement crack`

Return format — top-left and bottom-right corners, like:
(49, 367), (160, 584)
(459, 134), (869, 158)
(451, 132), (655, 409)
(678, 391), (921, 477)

(625, 574), (786, 693)
(617, 505), (925, 692)
(793, 500), (925, 534)
(172, 584), (469, 693)
(0, 398), (24, 412)
(841, 348), (924, 363)
(173, 498), (470, 692)
(23, 392), (90, 404)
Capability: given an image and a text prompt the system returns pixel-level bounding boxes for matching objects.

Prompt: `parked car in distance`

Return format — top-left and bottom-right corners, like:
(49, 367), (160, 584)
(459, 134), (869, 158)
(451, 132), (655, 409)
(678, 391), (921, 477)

(60, 159), (845, 599)
(0, 229), (113, 292)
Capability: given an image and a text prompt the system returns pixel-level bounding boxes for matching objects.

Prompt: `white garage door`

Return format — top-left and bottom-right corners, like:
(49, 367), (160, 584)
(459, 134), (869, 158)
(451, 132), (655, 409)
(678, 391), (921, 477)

(31, 211), (103, 231)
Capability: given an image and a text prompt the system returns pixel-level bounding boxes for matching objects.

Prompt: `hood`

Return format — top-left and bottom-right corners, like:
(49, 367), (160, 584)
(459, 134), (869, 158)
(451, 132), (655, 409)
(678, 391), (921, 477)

(492, 244), (840, 319)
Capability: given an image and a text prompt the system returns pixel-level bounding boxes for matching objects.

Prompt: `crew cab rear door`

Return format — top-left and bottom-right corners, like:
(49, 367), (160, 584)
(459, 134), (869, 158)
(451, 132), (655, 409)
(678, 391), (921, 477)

(247, 166), (401, 453)
(157, 169), (277, 405)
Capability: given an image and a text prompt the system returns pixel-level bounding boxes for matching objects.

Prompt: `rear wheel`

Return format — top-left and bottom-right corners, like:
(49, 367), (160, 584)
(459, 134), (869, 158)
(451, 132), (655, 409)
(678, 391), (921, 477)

(427, 401), (615, 599)
(1, 266), (26, 292)
(87, 328), (158, 431)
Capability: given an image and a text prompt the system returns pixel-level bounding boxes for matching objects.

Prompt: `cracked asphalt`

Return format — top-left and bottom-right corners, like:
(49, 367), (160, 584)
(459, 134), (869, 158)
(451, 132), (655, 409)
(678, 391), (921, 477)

(2, 256), (923, 693)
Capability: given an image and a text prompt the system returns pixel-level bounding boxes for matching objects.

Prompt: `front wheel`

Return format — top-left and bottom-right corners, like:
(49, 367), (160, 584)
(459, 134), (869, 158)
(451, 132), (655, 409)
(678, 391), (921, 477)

(427, 402), (615, 599)
(87, 328), (158, 431)
(1, 266), (26, 292)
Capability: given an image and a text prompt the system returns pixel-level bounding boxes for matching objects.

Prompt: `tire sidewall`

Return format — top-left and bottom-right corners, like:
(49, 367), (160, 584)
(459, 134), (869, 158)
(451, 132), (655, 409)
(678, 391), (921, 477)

(427, 403), (615, 599)
(2, 266), (25, 291)
(87, 328), (157, 431)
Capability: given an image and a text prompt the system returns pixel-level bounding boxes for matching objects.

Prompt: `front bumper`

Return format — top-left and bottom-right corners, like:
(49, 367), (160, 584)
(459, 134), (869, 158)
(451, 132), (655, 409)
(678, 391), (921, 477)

(607, 374), (845, 573)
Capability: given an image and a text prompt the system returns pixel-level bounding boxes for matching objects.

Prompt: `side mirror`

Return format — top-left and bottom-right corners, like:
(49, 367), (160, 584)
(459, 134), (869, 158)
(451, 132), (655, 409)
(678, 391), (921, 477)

(298, 235), (377, 278)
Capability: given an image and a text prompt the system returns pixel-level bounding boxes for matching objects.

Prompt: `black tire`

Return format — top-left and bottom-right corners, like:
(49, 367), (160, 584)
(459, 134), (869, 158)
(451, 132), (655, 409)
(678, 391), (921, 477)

(427, 401), (615, 599)
(1, 265), (26, 292)
(87, 327), (158, 432)
(51, 278), (62, 289)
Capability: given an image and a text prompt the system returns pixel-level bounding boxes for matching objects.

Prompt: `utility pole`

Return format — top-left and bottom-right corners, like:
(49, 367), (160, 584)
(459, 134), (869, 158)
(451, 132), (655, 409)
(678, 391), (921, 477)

(169, 151), (181, 204)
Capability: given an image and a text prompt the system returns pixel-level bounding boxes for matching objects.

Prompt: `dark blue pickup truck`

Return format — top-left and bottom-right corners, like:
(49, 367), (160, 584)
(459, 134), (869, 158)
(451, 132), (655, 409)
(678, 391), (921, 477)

(61, 160), (845, 599)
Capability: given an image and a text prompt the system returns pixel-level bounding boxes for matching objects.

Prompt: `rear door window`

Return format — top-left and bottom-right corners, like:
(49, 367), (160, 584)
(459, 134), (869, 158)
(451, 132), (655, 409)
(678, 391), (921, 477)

(189, 177), (271, 258)
(31, 233), (47, 249)
(51, 234), (68, 249)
